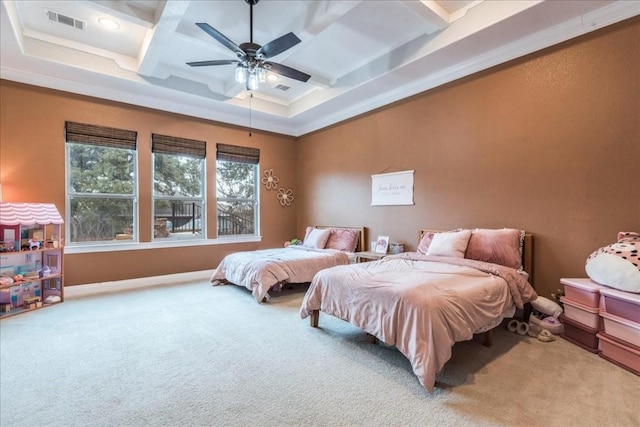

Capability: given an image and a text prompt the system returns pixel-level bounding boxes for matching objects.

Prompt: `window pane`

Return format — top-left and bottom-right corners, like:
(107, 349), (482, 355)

(217, 201), (255, 236)
(66, 141), (137, 245)
(69, 197), (134, 243)
(153, 152), (205, 241)
(153, 153), (203, 197)
(216, 160), (258, 237)
(68, 144), (135, 194)
(153, 200), (203, 239)
(216, 161), (255, 200)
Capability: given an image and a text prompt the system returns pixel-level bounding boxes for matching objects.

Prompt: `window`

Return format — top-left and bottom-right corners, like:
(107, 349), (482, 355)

(65, 121), (137, 245)
(152, 134), (206, 240)
(216, 143), (259, 237)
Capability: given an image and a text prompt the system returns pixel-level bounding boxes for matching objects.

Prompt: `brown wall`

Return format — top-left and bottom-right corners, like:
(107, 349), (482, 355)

(0, 82), (298, 285)
(296, 17), (640, 298)
(1, 18), (638, 295)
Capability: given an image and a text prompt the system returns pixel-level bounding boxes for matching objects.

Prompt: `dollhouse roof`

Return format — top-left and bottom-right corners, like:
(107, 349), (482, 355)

(0, 203), (64, 226)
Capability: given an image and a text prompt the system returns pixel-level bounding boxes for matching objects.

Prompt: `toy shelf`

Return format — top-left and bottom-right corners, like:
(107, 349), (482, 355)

(0, 274), (63, 291)
(0, 202), (64, 318)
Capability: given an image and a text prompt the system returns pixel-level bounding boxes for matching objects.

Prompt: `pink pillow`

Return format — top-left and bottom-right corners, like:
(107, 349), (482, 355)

(417, 231), (435, 255)
(325, 228), (359, 252)
(464, 228), (524, 270)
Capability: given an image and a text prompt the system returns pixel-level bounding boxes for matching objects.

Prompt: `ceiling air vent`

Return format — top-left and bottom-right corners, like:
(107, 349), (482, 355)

(274, 84), (291, 91)
(45, 9), (86, 31)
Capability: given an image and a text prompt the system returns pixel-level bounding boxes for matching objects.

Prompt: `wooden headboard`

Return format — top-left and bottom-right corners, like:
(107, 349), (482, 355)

(314, 225), (367, 252)
(418, 229), (534, 287)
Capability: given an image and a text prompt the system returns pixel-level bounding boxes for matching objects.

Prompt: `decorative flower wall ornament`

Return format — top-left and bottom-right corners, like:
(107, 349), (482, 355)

(277, 188), (294, 207)
(261, 169), (279, 190)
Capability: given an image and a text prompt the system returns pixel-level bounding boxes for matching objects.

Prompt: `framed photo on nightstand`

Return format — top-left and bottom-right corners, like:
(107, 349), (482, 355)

(374, 235), (389, 253)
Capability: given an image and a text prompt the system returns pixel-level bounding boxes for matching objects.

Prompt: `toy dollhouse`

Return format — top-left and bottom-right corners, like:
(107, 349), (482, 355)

(0, 202), (64, 317)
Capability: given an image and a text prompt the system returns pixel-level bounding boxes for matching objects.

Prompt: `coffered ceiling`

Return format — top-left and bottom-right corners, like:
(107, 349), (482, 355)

(1, 1), (638, 136)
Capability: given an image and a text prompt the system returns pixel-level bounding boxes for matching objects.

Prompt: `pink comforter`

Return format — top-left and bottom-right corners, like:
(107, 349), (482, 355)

(211, 246), (349, 302)
(299, 253), (538, 392)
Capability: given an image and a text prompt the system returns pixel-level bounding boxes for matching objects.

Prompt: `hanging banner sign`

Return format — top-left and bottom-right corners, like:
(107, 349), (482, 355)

(371, 170), (414, 206)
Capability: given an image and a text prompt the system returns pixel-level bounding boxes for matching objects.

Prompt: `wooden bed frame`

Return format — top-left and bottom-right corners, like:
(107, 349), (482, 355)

(310, 228), (534, 348)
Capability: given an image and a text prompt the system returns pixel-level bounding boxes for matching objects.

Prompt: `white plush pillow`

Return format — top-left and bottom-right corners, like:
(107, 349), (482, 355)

(303, 227), (331, 249)
(426, 229), (472, 258)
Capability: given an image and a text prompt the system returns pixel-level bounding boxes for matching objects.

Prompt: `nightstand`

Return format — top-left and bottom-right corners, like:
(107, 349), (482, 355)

(354, 251), (389, 263)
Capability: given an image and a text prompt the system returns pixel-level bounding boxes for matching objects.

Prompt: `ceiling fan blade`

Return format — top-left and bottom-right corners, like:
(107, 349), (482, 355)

(196, 23), (244, 56)
(265, 61), (311, 82)
(187, 59), (240, 67)
(257, 32), (301, 59)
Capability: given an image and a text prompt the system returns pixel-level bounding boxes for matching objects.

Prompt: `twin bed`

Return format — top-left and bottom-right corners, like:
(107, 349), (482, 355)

(211, 225), (366, 302)
(212, 226), (537, 393)
(300, 228), (537, 392)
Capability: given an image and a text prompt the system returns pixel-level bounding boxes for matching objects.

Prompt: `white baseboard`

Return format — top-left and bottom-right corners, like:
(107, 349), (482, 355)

(65, 270), (214, 299)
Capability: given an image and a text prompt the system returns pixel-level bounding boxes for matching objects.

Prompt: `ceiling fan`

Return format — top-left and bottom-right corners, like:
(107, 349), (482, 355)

(187, 0), (311, 91)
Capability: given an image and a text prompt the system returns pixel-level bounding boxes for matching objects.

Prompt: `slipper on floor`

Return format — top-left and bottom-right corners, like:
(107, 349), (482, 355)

(537, 329), (556, 343)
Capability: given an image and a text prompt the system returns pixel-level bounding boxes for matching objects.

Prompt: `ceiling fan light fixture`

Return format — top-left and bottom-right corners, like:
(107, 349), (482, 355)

(236, 62), (269, 90)
(256, 66), (266, 83)
(235, 64), (247, 84)
(247, 73), (259, 91)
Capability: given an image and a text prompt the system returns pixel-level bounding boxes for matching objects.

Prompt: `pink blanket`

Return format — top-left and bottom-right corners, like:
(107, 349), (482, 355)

(300, 253), (537, 392)
(211, 246), (349, 302)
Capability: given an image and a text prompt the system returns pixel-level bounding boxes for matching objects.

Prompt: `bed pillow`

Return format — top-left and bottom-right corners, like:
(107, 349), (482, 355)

(304, 226), (314, 240)
(303, 227), (332, 249)
(465, 228), (525, 270)
(325, 228), (359, 252)
(417, 229), (463, 255)
(425, 229), (472, 258)
(417, 231), (436, 255)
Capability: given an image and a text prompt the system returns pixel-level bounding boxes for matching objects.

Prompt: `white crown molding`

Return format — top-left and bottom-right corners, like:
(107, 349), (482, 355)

(2, 1), (638, 137)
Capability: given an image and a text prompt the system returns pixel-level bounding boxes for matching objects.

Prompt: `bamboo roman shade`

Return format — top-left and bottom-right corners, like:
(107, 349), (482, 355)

(152, 134), (206, 159)
(65, 121), (137, 150)
(216, 143), (260, 164)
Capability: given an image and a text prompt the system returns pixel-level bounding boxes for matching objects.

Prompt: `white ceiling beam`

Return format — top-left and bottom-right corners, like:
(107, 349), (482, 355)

(137, 0), (190, 76)
(22, 28), (139, 71)
(401, 0), (451, 32)
(1, 0), (25, 54)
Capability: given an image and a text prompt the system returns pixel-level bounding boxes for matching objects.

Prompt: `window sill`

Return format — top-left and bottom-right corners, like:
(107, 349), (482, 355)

(64, 235), (262, 254)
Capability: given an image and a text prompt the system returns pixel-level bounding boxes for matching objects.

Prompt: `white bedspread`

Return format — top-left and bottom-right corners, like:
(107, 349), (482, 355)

(211, 245), (349, 302)
(300, 253), (537, 392)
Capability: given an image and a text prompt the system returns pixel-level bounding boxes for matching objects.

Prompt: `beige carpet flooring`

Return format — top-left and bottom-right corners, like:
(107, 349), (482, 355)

(1, 274), (638, 427)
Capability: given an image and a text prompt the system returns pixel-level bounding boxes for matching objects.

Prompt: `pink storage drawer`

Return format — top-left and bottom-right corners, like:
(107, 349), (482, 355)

(560, 296), (602, 330)
(597, 333), (640, 376)
(600, 310), (640, 347)
(599, 287), (640, 323)
(560, 278), (605, 308)
(559, 314), (599, 353)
